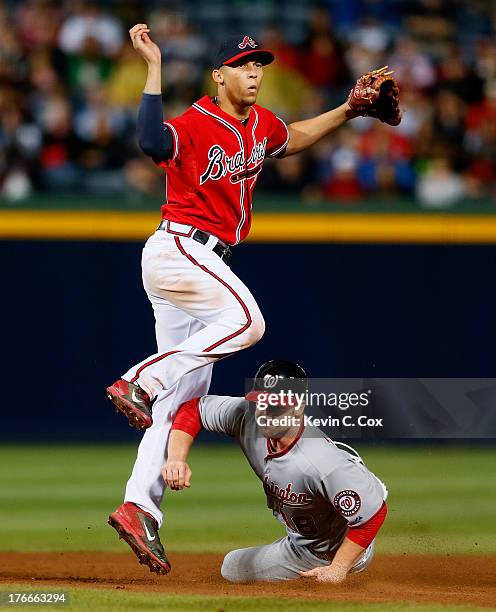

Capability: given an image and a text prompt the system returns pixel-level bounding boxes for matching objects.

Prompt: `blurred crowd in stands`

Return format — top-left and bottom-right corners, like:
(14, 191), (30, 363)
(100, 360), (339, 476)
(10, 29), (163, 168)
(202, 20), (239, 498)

(2, 0), (496, 207)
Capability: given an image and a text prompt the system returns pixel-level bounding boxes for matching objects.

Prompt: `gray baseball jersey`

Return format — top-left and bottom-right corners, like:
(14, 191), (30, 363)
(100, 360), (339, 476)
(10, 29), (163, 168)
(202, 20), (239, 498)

(198, 395), (387, 556)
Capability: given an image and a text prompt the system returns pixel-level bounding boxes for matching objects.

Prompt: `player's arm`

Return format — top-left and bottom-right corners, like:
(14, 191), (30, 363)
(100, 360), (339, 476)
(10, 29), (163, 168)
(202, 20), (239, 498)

(282, 103), (350, 157)
(302, 459), (388, 583)
(165, 428), (195, 491)
(301, 502), (387, 583)
(302, 537), (369, 584)
(129, 23), (161, 93)
(163, 396), (245, 490)
(283, 68), (400, 157)
(129, 24), (175, 163)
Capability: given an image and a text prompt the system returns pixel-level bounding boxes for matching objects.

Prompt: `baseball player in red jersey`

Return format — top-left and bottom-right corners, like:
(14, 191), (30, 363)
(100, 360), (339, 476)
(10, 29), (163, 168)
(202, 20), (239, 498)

(106, 24), (401, 574)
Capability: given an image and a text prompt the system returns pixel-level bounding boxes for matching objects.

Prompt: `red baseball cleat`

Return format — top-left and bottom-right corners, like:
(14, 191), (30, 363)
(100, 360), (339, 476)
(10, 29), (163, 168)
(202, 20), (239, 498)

(106, 379), (153, 430)
(108, 502), (171, 575)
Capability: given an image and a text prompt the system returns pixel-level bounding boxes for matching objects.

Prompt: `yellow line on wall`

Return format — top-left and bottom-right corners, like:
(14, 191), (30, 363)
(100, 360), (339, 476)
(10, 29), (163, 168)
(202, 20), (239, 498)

(252, 213), (496, 243)
(2, 210), (496, 243)
(0, 210), (157, 241)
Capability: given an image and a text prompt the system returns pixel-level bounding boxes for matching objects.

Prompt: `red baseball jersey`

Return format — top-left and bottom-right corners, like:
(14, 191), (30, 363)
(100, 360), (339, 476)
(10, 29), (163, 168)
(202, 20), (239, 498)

(157, 95), (289, 245)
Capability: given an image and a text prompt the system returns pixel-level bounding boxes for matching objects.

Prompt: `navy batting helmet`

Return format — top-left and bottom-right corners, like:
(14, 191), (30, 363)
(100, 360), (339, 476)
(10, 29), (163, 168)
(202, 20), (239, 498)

(245, 359), (307, 402)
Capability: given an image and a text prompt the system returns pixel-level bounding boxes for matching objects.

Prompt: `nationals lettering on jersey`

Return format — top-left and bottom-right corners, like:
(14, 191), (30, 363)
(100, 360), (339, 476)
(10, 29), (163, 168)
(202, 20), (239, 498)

(157, 95), (289, 245)
(263, 477), (313, 507)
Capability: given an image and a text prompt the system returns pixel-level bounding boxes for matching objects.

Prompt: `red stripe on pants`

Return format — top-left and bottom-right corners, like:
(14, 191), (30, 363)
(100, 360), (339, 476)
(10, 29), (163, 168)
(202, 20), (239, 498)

(130, 237), (252, 385)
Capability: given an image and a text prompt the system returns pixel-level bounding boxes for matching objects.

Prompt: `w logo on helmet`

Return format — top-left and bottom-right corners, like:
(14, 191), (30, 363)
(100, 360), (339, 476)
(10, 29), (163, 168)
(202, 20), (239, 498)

(263, 375), (278, 389)
(238, 36), (257, 49)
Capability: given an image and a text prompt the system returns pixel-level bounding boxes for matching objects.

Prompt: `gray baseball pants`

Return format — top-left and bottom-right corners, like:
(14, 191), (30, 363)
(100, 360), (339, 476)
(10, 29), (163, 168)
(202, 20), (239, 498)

(221, 536), (375, 582)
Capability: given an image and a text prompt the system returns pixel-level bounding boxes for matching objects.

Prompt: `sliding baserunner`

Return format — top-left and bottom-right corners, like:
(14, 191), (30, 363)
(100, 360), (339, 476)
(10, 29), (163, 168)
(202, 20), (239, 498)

(163, 360), (388, 582)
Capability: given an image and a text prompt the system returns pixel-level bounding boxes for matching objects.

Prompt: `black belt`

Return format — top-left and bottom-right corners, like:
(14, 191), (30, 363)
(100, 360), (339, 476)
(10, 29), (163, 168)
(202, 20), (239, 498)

(157, 221), (232, 264)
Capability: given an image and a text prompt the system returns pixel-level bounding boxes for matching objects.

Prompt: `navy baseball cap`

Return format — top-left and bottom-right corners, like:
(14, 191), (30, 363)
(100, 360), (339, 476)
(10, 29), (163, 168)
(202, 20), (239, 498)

(213, 34), (275, 69)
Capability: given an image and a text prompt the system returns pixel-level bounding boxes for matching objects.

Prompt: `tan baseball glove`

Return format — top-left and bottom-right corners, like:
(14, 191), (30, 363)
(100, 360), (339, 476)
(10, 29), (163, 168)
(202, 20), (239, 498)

(346, 66), (402, 126)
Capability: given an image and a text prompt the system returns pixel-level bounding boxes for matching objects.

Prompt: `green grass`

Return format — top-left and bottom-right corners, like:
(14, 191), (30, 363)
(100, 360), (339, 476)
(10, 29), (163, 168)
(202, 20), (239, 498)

(0, 444), (495, 554)
(0, 585), (490, 612)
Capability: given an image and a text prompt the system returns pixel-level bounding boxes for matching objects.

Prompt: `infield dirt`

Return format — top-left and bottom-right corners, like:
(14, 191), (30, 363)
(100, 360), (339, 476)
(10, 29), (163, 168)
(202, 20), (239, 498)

(0, 552), (495, 608)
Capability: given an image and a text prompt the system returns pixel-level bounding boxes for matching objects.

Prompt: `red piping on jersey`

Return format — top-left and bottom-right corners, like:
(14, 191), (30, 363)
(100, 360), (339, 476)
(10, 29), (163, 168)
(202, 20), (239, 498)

(194, 96), (249, 133)
(163, 122), (179, 159)
(346, 501), (387, 549)
(265, 420), (305, 459)
(174, 236), (253, 351)
(241, 127), (251, 232)
(171, 397), (202, 438)
(191, 99), (248, 244)
(268, 118), (290, 158)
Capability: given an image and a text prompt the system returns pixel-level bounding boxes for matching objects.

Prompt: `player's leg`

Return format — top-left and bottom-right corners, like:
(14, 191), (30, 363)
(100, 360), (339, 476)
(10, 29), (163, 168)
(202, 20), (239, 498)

(220, 537), (329, 582)
(124, 298), (212, 523)
(122, 364), (211, 522)
(109, 299), (212, 574)
(121, 231), (265, 399)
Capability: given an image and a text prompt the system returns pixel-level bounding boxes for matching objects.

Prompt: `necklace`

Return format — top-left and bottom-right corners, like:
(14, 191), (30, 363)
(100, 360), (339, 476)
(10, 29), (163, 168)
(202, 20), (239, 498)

(213, 96), (249, 123)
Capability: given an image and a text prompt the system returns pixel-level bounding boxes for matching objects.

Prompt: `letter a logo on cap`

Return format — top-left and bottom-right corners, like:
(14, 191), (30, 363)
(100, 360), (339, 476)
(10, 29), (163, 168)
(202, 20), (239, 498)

(239, 36), (257, 49)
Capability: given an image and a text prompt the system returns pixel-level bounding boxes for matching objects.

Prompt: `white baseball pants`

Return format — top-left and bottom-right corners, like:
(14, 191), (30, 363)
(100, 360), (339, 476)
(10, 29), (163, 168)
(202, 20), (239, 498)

(122, 225), (265, 398)
(124, 224), (265, 524)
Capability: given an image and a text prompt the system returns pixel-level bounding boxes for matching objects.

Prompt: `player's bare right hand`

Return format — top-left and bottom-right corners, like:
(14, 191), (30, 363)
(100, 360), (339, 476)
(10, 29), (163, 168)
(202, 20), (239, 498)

(162, 459), (192, 491)
(300, 562), (348, 584)
(129, 23), (161, 65)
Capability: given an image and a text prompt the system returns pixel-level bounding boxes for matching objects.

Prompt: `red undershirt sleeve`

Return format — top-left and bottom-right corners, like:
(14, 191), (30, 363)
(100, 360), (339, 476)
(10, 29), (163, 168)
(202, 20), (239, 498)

(171, 397), (202, 438)
(346, 501), (388, 549)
